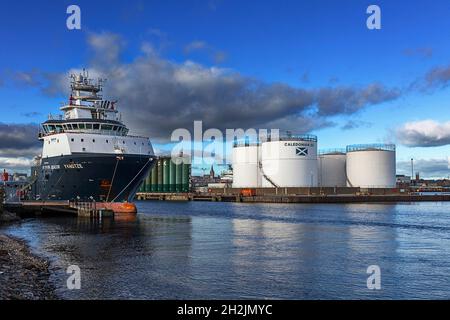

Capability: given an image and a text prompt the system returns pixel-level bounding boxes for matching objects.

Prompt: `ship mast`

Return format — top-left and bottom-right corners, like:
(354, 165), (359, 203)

(70, 69), (105, 106)
(59, 70), (119, 121)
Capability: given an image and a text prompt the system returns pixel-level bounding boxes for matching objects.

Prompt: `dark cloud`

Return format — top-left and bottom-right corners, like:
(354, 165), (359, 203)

(396, 120), (450, 147)
(409, 63), (450, 92)
(0, 123), (40, 150)
(315, 84), (401, 116)
(0, 123), (41, 167)
(423, 64), (450, 90)
(14, 32), (403, 143)
(397, 158), (449, 179)
(341, 120), (372, 131)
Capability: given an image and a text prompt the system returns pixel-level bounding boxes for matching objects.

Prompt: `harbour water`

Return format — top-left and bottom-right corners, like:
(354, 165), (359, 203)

(2, 201), (450, 299)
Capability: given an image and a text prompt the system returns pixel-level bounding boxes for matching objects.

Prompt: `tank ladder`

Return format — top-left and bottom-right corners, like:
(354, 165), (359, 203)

(258, 161), (279, 188)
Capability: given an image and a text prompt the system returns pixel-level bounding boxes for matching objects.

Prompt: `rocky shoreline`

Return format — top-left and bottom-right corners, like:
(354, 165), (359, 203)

(0, 234), (57, 300)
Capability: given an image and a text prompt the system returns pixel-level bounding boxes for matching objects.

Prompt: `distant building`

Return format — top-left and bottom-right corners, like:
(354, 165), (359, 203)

(396, 175), (411, 189)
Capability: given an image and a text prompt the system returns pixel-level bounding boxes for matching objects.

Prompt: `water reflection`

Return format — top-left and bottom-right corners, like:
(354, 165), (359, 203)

(2, 201), (450, 299)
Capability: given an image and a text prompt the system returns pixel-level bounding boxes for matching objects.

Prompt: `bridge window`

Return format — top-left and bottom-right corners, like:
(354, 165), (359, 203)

(86, 123), (93, 130)
(93, 123), (100, 130)
(79, 123), (85, 129)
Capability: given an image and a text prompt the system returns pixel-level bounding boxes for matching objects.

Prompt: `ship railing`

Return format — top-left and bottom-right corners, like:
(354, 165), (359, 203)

(47, 114), (64, 120)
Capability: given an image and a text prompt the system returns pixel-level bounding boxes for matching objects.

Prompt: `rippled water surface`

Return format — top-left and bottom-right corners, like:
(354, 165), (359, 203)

(2, 201), (450, 299)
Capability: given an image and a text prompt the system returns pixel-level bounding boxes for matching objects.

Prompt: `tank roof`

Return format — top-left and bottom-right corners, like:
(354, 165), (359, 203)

(346, 143), (395, 153)
(269, 133), (317, 142)
(319, 148), (346, 155)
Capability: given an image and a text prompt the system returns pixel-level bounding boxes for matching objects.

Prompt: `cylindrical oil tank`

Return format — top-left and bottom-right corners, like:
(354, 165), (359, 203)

(261, 135), (318, 187)
(318, 150), (347, 187)
(346, 144), (396, 188)
(163, 157), (170, 192)
(231, 143), (260, 188)
(175, 163), (182, 192)
(169, 160), (176, 192)
(150, 164), (157, 192)
(182, 162), (190, 192)
(157, 158), (163, 192)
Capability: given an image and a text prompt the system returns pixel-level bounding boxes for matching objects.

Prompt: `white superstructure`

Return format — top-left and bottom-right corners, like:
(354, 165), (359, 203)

(346, 144), (396, 188)
(40, 70), (154, 158)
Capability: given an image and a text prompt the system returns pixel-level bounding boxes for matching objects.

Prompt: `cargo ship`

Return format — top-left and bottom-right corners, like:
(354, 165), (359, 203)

(30, 70), (156, 202)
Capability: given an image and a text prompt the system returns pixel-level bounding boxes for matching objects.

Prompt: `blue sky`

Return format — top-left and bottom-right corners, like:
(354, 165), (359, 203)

(1, 0), (450, 177)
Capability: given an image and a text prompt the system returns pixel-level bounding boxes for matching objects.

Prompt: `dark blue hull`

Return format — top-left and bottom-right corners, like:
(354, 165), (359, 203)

(31, 153), (156, 202)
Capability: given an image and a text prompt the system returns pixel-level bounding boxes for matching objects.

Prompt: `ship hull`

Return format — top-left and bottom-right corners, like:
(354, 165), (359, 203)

(31, 153), (155, 202)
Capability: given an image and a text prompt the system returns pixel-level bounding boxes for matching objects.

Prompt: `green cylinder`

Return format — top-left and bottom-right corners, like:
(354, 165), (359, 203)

(157, 159), (163, 192)
(145, 169), (151, 192)
(139, 179), (145, 192)
(170, 159), (176, 192)
(175, 162), (182, 192)
(150, 164), (157, 192)
(163, 158), (170, 192)
(182, 163), (190, 192)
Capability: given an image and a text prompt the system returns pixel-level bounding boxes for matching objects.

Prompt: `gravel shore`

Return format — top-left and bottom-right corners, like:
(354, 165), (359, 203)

(0, 234), (57, 300)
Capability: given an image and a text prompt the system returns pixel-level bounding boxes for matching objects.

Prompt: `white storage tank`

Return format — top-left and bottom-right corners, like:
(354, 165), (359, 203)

(260, 134), (318, 187)
(346, 144), (396, 188)
(232, 143), (261, 188)
(318, 149), (347, 187)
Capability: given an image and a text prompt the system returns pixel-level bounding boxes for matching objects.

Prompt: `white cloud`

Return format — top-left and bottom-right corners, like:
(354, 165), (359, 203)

(397, 120), (450, 147)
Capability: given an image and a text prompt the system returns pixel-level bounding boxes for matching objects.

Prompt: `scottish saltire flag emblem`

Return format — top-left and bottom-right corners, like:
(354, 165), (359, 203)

(296, 147), (308, 156)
